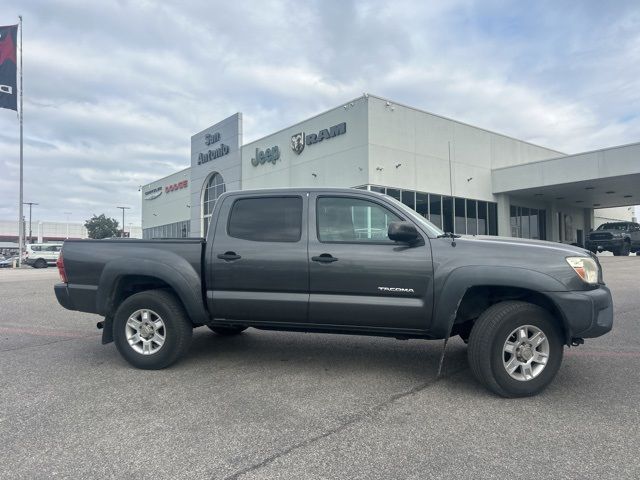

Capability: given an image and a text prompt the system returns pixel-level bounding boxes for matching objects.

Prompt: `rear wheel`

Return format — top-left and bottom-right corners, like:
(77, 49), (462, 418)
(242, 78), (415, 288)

(468, 301), (564, 397)
(113, 289), (192, 369)
(207, 325), (248, 336)
(34, 258), (47, 268)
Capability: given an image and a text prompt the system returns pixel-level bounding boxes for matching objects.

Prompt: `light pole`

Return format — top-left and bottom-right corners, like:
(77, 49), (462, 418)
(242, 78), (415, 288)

(117, 206), (130, 238)
(64, 212), (72, 239)
(23, 202), (38, 244)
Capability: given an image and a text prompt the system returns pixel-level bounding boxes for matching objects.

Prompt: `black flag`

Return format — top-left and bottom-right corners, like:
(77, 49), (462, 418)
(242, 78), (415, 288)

(0, 24), (18, 111)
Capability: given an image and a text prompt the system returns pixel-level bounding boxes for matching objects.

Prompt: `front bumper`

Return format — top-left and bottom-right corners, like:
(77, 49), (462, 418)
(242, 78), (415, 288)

(545, 285), (613, 340)
(585, 239), (623, 251)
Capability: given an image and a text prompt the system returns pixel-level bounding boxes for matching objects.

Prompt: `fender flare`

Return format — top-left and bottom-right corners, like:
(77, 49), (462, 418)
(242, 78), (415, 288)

(96, 253), (208, 325)
(430, 265), (569, 339)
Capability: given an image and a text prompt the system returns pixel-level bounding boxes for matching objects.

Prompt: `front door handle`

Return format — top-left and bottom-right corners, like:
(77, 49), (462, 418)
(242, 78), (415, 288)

(217, 251), (241, 261)
(311, 253), (338, 263)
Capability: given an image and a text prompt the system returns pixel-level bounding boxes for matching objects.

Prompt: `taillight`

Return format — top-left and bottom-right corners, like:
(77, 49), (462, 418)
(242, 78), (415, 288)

(56, 253), (68, 283)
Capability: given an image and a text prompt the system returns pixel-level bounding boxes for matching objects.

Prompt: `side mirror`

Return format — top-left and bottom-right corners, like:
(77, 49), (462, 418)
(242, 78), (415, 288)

(388, 221), (420, 244)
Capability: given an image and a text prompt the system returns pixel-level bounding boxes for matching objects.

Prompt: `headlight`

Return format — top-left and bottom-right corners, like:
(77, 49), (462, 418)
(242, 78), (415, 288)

(566, 256), (599, 284)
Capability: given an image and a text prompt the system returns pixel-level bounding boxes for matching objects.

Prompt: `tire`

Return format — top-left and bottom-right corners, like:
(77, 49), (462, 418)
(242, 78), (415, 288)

(207, 325), (248, 336)
(34, 258), (47, 268)
(619, 242), (630, 256)
(467, 301), (564, 398)
(113, 289), (193, 369)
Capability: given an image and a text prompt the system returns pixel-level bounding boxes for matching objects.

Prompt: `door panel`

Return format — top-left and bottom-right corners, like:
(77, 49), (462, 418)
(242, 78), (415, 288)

(308, 194), (434, 331)
(207, 193), (309, 322)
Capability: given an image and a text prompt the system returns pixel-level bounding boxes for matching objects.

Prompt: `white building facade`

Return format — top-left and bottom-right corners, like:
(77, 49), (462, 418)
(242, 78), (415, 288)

(141, 94), (640, 245)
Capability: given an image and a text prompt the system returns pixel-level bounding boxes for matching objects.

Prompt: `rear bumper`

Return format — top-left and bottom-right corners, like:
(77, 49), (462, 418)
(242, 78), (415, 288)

(545, 285), (613, 340)
(54, 283), (99, 314)
(54, 283), (74, 310)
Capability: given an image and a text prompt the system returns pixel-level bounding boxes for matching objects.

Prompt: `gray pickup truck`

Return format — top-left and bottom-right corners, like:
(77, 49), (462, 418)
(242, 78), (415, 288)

(585, 221), (640, 256)
(55, 188), (613, 397)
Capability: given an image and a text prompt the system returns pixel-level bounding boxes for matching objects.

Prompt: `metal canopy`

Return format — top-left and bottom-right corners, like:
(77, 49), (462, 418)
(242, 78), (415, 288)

(492, 142), (640, 208)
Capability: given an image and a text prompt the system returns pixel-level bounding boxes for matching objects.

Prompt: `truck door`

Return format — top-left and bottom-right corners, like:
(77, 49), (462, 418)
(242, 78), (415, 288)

(207, 193), (309, 323)
(307, 193), (434, 331)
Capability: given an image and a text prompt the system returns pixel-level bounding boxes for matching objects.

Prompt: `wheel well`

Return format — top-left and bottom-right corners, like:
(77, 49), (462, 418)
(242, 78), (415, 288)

(107, 275), (174, 317)
(452, 285), (568, 343)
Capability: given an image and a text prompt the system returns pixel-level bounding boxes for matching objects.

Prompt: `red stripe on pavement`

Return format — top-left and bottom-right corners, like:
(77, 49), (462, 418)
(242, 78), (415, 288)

(0, 326), (96, 338)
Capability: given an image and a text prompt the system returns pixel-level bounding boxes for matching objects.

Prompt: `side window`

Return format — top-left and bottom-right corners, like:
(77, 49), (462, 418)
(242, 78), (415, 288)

(46, 246), (59, 252)
(317, 197), (402, 243)
(228, 196), (303, 242)
(31, 246), (41, 252)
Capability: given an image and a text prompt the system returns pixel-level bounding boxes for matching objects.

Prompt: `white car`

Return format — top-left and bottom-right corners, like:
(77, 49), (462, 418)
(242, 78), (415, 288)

(24, 243), (63, 268)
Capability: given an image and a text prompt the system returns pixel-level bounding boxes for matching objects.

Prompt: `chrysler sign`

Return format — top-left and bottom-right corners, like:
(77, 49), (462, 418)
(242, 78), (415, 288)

(144, 186), (163, 200)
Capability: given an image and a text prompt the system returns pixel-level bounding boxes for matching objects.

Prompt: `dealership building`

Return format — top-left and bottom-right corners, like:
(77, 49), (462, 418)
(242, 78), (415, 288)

(141, 94), (639, 243)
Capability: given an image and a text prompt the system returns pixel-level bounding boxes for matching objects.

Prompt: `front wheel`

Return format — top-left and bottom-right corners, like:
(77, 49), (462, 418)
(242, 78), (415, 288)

(113, 289), (193, 369)
(468, 301), (564, 397)
(619, 242), (630, 256)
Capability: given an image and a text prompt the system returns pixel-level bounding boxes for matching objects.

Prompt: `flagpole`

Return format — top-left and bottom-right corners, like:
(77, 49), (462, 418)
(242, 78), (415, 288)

(17, 15), (23, 267)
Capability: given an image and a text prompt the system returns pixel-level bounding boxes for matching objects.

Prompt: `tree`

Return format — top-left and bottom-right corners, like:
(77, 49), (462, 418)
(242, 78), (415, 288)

(84, 214), (119, 239)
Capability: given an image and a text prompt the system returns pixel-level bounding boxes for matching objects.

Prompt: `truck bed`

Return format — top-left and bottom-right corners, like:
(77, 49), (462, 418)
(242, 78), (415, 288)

(56, 238), (205, 316)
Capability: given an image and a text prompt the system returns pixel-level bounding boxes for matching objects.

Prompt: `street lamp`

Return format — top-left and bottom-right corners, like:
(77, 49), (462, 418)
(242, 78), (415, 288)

(117, 206), (131, 238)
(23, 202), (38, 244)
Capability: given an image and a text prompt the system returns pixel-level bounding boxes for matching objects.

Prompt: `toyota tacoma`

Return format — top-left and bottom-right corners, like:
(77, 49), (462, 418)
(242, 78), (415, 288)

(54, 188), (613, 397)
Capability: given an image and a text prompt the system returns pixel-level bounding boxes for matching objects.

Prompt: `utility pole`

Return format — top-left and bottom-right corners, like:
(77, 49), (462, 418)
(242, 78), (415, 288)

(64, 212), (72, 239)
(117, 206), (130, 238)
(23, 202), (37, 244)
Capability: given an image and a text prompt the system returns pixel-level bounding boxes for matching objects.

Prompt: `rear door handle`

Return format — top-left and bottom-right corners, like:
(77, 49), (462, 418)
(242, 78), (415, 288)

(217, 251), (241, 261)
(311, 254), (338, 263)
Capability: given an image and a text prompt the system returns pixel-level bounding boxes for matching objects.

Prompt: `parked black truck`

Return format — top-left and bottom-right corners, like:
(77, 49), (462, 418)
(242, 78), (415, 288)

(54, 188), (613, 397)
(585, 221), (640, 256)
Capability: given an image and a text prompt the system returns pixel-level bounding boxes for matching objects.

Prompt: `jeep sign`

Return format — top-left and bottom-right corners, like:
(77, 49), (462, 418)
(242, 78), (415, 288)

(251, 146), (281, 167)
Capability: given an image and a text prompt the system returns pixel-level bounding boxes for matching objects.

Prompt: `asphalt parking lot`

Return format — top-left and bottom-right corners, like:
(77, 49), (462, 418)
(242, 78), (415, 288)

(1, 257), (639, 479)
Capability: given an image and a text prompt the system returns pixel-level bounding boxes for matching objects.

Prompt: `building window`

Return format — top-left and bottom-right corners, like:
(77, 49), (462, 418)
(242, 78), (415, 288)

(442, 196), (454, 233)
(416, 192), (429, 219)
(358, 185), (498, 236)
(202, 172), (226, 237)
(401, 190), (415, 210)
(510, 205), (547, 240)
(454, 198), (466, 234)
(478, 201), (488, 235)
(466, 199), (477, 235)
(143, 220), (190, 239)
(429, 194), (442, 229)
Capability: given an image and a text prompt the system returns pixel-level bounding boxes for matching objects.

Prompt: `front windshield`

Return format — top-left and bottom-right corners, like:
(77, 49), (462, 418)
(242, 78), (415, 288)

(597, 223), (628, 231)
(383, 194), (445, 237)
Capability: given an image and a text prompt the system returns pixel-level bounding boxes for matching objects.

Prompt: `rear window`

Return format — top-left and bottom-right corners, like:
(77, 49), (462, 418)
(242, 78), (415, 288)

(228, 196), (303, 242)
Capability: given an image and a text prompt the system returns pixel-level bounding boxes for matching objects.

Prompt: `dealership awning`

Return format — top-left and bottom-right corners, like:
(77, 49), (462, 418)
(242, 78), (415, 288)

(492, 142), (640, 208)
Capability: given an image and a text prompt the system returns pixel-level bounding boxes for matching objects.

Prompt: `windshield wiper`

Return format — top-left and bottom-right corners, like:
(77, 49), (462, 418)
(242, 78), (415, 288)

(437, 232), (461, 239)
